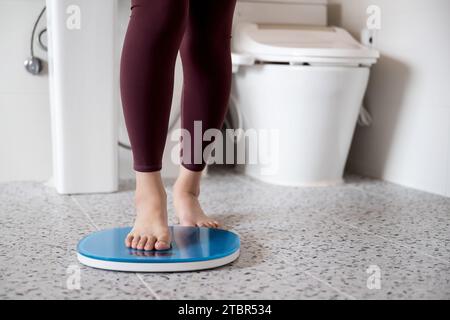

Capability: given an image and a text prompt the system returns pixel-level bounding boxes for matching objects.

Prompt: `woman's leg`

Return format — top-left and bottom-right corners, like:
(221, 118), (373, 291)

(174, 0), (237, 227)
(120, 0), (188, 250)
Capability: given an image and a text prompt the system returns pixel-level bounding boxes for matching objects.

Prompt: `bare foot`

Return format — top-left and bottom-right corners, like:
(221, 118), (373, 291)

(125, 172), (171, 251)
(173, 167), (220, 228)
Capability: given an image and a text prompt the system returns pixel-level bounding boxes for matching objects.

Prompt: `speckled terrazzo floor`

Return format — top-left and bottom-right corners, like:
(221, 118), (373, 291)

(1, 168), (449, 300)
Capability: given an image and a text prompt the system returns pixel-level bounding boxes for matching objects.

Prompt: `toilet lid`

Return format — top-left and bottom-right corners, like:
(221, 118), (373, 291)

(232, 23), (379, 66)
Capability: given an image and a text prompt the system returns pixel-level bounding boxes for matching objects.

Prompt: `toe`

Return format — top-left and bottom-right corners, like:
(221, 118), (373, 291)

(131, 235), (140, 249)
(155, 240), (170, 250)
(204, 221), (213, 228)
(137, 236), (147, 250)
(202, 221), (216, 228)
(125, 234), (134, 247)
(144, 236), (156, 251)
(155, 233), (171, 251)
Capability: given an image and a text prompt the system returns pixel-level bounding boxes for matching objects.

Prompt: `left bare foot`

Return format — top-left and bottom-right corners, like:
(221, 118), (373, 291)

(173, 168), (219, 228)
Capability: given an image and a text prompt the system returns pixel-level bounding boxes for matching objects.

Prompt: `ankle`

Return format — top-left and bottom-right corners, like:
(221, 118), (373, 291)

(173, 181), (199, 198)
(134, 189), (167, 204)
(134, 186), (167, 210)
(134, 192), (167, 222)
(135, 171), (167, 201)
(174, 166), (203, 197)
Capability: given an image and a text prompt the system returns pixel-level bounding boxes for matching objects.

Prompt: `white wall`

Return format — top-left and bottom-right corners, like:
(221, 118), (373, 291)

(329, 0), (450, 197)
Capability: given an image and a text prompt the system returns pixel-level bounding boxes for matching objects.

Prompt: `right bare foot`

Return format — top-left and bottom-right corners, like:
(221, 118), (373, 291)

(173, 166), (220, 228)
(125, 172), (171, 251)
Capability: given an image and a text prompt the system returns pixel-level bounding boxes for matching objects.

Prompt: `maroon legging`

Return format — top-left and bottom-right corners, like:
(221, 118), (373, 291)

(120, 0), (237, 172)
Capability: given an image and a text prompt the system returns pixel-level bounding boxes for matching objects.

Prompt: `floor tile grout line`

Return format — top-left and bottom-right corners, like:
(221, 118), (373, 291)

(234, 174), (450, 297)
(349, 181), (450, 202)
(237, 174), (450, 265)
(70, 195), (162, 300)
(316, 200), (450, 265)
(325, 186), (450, 265)
(278, 259), (359, 299)
(125, 190), (177, 300)
(136, 173), (351, 300)
(301, 270), (356, 300)
(324, 214), (450, 265)
(232, 174), (361, 299)
(121, 176), (449, 298)
(347, 184), (431, 203)
(136, 274), (161, 300)
(70, 196), (100, 231)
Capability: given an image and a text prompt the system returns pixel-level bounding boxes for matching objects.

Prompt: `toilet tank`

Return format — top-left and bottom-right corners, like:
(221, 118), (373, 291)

(234, 0), (328, 26)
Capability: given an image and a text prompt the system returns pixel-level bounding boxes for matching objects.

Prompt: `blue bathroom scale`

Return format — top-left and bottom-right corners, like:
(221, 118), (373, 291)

(77, 226), (240, 272)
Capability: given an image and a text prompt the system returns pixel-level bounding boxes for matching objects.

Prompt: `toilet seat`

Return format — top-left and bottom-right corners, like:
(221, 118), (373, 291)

(232, 23), (379, 67)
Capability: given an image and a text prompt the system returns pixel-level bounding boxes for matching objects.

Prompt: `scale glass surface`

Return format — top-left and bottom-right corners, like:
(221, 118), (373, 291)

(77, 226), (240, 272)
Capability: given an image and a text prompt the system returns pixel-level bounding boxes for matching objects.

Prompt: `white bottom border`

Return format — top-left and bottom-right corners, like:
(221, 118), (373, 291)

(77, 249), (240, 272)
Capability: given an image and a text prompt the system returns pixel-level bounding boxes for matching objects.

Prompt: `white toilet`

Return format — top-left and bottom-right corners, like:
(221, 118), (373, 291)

(231, 0), (379, 187)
